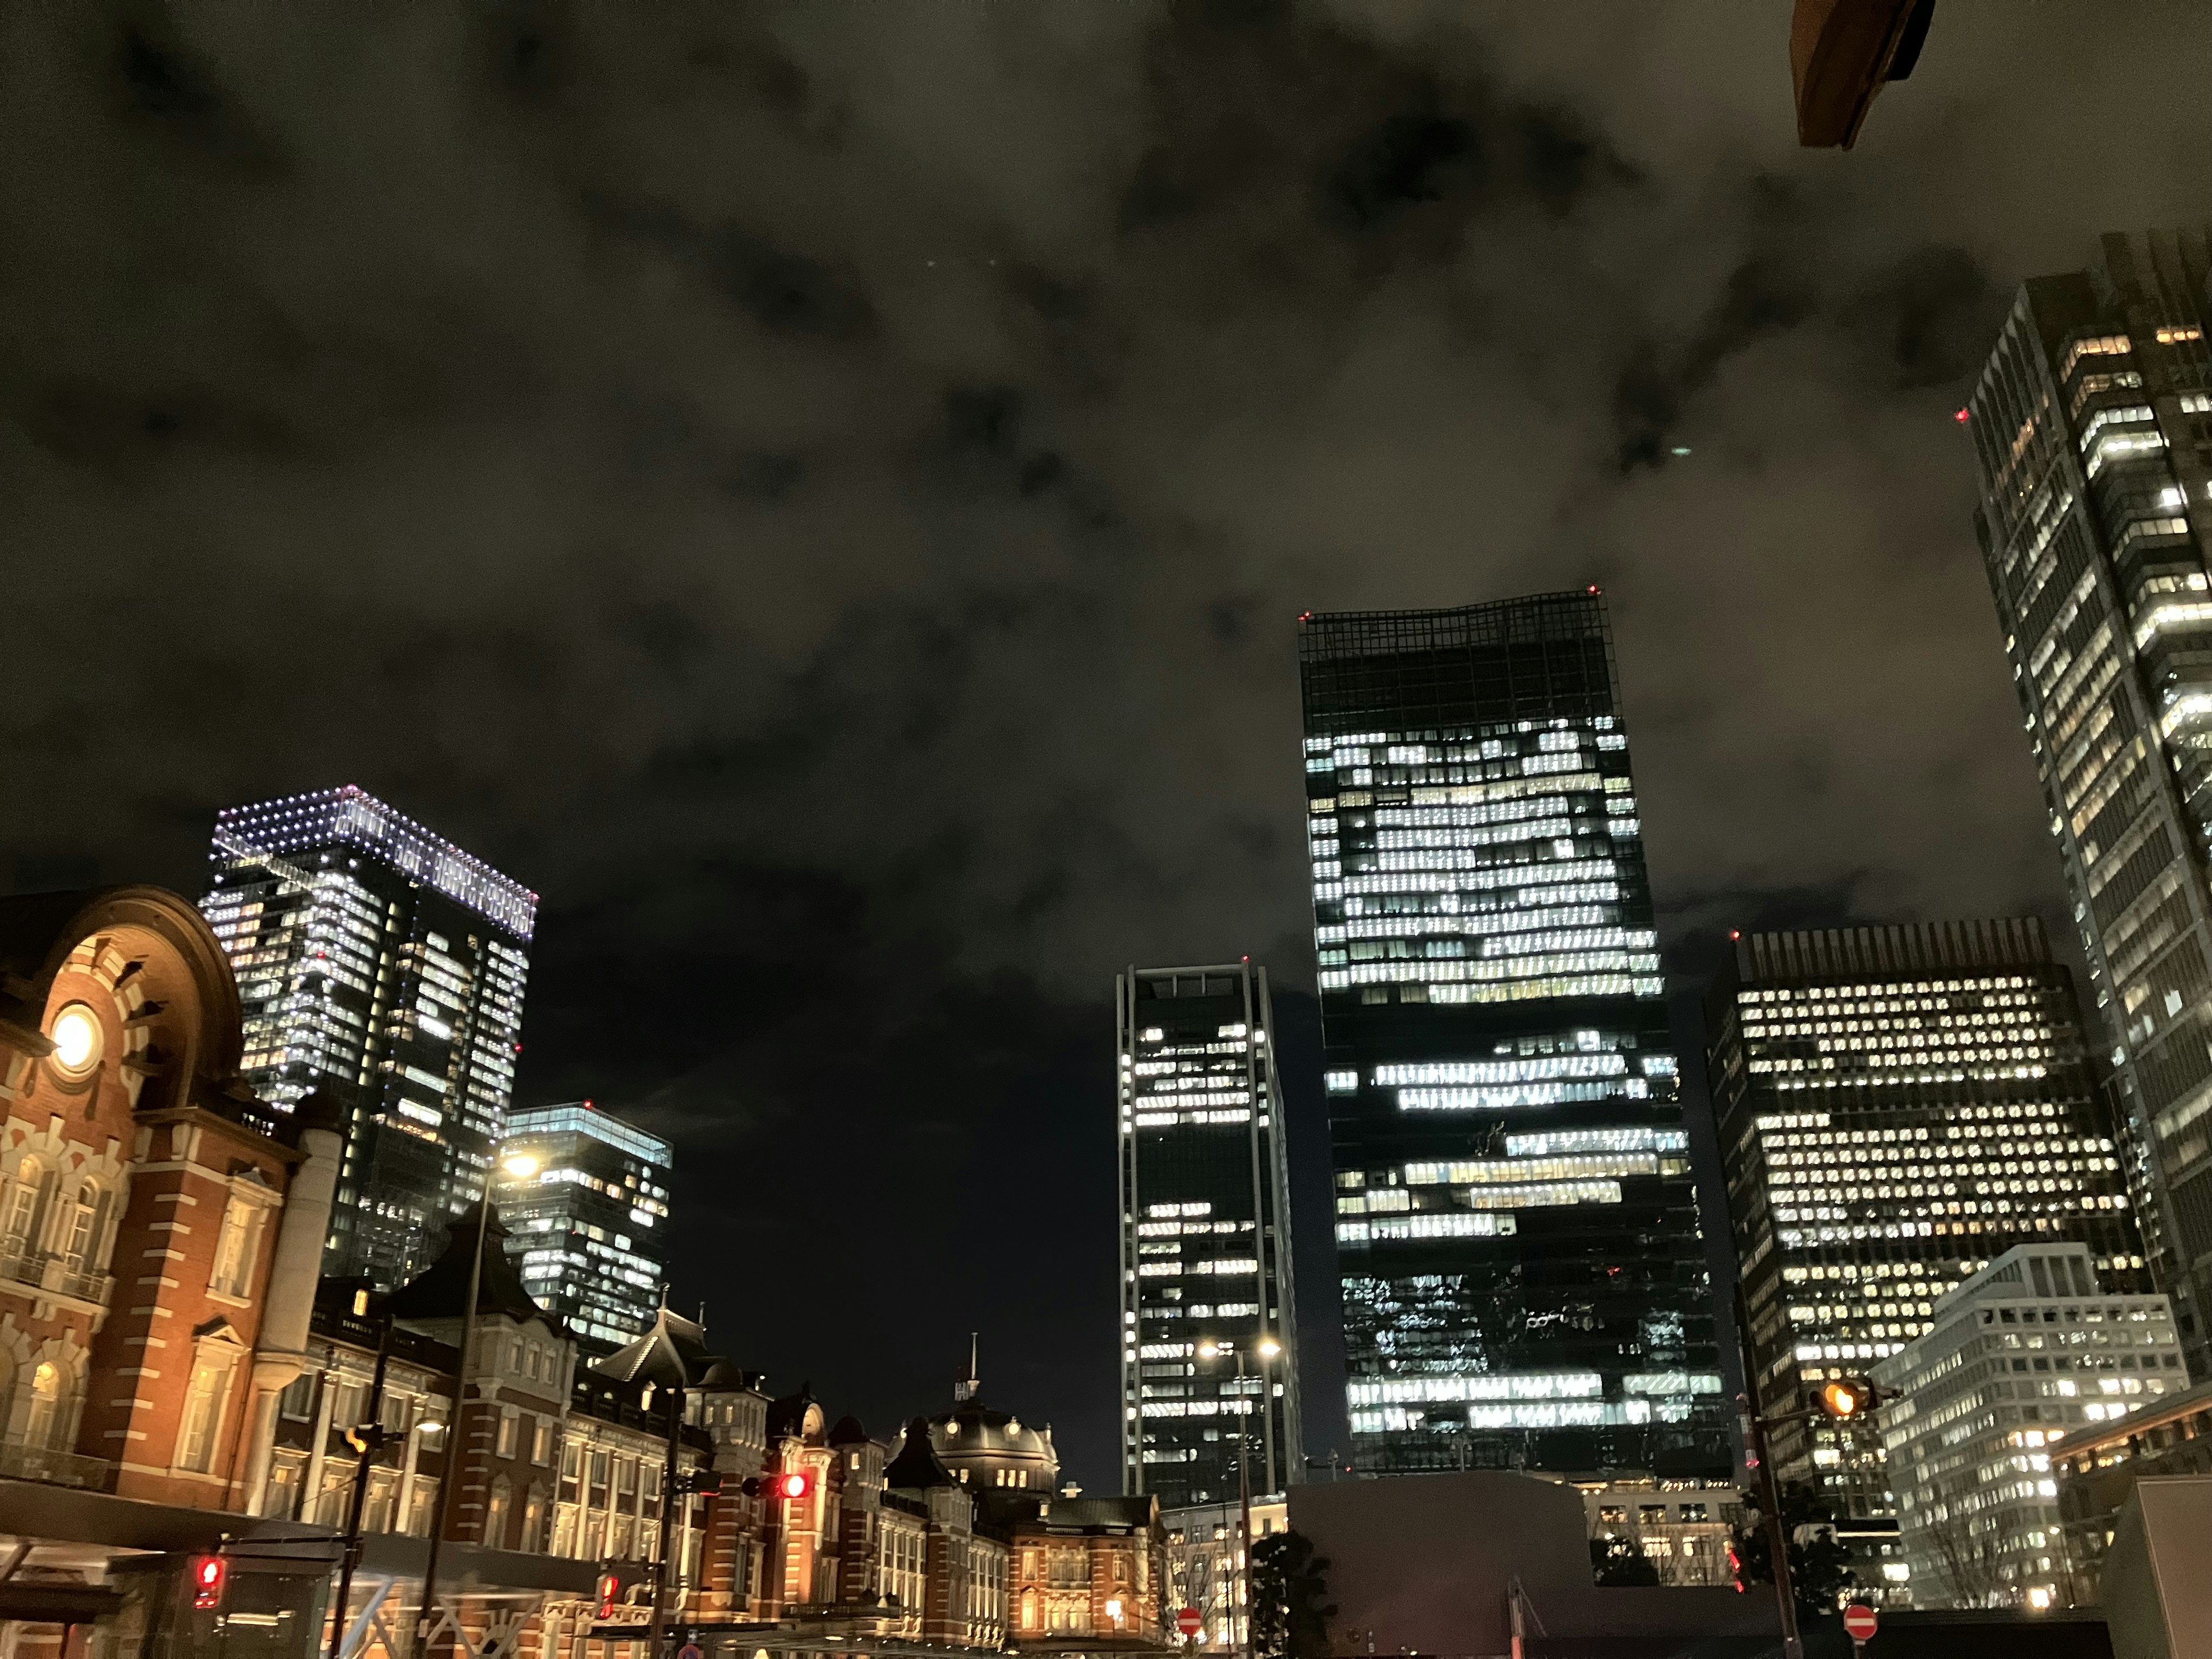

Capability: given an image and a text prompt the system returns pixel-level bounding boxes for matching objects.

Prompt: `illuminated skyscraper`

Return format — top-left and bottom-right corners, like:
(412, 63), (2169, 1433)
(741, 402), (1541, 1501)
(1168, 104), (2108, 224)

(198, 786), (535, 1285)
(1298, 593), (1727, 1477)
(1117, 963), (1301, 1507)
(1706, 920), (2147, 1528)
(1969, 229), (2212, 1368)
(495, 1100), (673, 1355)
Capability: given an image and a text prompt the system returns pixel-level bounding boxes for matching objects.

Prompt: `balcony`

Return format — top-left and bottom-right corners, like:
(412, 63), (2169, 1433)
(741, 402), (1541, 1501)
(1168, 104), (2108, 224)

(0, 1243), (114, 1310)
(0, 1441), (117, 1492)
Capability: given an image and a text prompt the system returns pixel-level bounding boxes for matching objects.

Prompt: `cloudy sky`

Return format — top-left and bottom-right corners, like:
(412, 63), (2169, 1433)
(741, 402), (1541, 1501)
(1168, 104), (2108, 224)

(6, 0), (2211, 1482)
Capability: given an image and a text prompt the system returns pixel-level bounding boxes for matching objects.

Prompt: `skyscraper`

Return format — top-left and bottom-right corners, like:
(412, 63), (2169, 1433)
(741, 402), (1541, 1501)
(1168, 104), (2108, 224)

(1969, 229), (2212, 1367)
(1705, 920), (2147, 1528)
(198, 785), (535, 1285)
(495, 1100), (674, 1355)
(1298, 593), (1727, 1477)
(1117, 962), (1301, 1506)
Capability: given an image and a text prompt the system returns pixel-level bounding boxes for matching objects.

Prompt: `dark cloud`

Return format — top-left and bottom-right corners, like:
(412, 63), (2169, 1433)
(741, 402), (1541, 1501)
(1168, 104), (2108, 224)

(5, 0), (2211, 1482)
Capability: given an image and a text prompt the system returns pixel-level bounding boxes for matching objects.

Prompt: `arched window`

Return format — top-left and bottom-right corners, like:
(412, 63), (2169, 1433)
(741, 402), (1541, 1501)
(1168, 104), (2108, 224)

(521, 1483), (546, 1552)
(1021, 1590), (1037, 1631)
(24, 1360), (65, 1450)
(485, 1477), (512, 1549)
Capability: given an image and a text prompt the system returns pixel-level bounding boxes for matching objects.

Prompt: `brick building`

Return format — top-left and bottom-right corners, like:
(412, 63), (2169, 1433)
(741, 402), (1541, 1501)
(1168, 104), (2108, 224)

(0, 885), (346, 1643)
(0, 882), (1171, 1659)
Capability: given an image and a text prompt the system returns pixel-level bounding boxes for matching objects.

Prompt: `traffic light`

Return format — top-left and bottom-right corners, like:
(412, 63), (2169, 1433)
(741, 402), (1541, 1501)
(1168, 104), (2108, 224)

(740, 1470), (814, 1501)
(1817, 1378), (1887, 1419)
(596, 1573), (620, 1621)
(675, 1469), (724, 1496)
(1725, 1540), (1747, 1594)
(190, 1555), (227, 1610)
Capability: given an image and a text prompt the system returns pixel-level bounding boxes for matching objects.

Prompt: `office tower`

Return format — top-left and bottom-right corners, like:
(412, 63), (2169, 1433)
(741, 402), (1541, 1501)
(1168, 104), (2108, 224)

(495, 1100), (673, 1354)
(1117, 963), (1301, 1506)
(1874, 1243), (2183, 1610)
(1969, 229), (2212, 1366)
(1298, 593), (1728, 1478)
(199, 785), (535, 1285)
(1706, 920), (2148, 1531)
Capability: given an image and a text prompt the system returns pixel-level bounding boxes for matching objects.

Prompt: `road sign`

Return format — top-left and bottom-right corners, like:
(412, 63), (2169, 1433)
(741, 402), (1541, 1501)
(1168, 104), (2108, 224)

(678, 1645), (703, 1659)
(1843, 1604), (1879, 1643)
(1176, 1608), (1203, 1640)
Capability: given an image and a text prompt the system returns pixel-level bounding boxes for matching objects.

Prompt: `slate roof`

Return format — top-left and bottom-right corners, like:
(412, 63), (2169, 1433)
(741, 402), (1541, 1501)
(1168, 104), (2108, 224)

(885, 1416), (959, 1489)
(382, 1201), (560, 1330)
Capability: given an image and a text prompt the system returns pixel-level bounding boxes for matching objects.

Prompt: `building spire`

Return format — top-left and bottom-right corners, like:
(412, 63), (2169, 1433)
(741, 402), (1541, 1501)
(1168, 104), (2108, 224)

(955, 1331), (980, 1403)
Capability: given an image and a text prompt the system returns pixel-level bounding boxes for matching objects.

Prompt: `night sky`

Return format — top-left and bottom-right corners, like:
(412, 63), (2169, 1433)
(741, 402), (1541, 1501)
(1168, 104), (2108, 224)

(7, 2), (2212, 1488)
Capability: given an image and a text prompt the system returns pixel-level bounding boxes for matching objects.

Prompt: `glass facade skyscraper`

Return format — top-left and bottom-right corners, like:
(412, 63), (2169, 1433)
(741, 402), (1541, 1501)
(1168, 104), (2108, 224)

(1705, 920), (2147, 1528)
(1298, 593), (1727, 1477)
(1118, 963), (1301, 1506)
(495, 1100), (673, 1354)
(1970, 229), (2212, 1369)
(198, 785), (535, 1285)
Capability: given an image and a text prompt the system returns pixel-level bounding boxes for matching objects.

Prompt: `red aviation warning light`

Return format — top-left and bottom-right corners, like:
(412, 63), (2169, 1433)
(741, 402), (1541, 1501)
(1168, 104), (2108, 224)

(1954, 408), (1971, 423)
(191, 1555), (227, 1610)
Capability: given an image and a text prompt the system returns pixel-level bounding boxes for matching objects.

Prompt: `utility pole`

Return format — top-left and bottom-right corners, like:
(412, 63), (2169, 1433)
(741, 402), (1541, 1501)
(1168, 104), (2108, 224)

(329, 1298), (393, 1659)
(1732, 1285), (1887, 1659)
(646, 1381), (684, 1658)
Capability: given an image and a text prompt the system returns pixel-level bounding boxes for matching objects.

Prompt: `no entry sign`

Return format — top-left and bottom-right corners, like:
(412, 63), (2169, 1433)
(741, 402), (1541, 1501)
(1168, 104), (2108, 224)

(1843, 1605), (1879, 1643)
(1176, 1608), (1203, 1640)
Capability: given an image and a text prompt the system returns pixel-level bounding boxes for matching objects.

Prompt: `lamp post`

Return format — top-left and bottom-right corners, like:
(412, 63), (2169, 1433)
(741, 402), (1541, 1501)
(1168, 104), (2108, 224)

(415, 1153), (539, 1659)
(1198, 1336), (1281, 1659)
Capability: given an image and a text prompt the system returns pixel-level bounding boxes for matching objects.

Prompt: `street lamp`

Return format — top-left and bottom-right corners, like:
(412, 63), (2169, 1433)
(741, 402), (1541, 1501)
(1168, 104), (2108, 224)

(1196, 1337), (1282, 1659)
(416, 1153), (539, 1659)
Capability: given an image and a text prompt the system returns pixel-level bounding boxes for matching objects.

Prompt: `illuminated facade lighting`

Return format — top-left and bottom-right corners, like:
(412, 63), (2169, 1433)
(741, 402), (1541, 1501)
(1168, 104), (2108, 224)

(1299, 594), (1726, 1478)
(1116, 963), (1301, 1506)
(1969, 229), (2212, 1370)
(495, 1101), (673, 1355)
(1873, 1244), (2181, 1611)
(1707, 920), (2149, 1533)
(198, 785), (536, 1285)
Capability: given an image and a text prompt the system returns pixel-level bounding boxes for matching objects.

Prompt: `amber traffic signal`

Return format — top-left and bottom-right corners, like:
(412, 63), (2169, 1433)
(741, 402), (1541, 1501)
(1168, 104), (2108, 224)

(1817, 1377), (1887, 1419)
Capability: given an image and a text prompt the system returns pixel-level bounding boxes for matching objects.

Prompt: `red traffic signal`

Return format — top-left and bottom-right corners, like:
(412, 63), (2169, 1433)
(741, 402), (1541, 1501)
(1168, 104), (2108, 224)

(191, 1555), (227, 1610)
(1725, 1541), (1746, 1594)
(596, 1573), (620, 1620)
(740, 1469), (815, 1501)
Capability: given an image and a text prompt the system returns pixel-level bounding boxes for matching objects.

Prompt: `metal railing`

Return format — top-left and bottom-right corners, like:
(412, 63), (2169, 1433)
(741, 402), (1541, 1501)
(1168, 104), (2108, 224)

(0, 1440), (117, 1491)
(0, 1242), (113, 1306)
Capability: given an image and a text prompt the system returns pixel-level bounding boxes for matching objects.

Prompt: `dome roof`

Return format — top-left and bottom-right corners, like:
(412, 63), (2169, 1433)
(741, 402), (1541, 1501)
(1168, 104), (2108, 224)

(925, 1391), (1058, 1492)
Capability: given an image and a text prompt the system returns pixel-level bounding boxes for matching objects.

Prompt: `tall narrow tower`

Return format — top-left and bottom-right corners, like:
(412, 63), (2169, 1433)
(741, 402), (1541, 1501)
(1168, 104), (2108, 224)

(1298, 592), (1727, 1476)
(1118, 961), (1301, 1506)
(1969, 229), (2212, 1367)
(199, 786), (535, 1285)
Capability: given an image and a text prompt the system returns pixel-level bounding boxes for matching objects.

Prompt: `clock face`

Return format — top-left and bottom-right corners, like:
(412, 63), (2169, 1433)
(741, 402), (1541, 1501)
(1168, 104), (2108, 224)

(50, 1003), (103, 1077)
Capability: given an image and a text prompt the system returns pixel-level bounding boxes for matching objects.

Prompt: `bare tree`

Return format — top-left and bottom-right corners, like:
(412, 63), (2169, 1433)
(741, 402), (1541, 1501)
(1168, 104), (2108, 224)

(1919, 1505), (2010, 1609)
